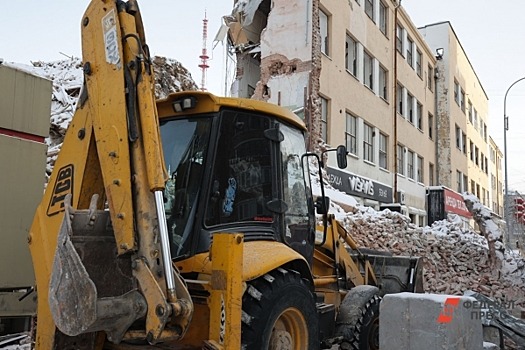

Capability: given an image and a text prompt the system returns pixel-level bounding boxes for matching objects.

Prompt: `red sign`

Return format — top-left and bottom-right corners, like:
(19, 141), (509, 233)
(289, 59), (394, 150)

(443, 188), (472, 217)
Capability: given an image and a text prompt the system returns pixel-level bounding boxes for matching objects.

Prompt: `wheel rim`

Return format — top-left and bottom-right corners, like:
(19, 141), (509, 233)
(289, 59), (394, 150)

(268, 307), (308, 350)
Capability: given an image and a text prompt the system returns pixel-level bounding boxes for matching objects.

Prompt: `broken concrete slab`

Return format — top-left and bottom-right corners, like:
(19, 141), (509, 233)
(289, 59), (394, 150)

(380, 293), (483, 350)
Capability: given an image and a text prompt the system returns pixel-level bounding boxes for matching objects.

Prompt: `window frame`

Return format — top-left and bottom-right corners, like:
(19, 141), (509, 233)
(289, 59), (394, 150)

(363, 122), (375, 163)
(407, 149), (415, 179)
(365, 0), (375, 22)
(396, 82), (403, 115)
(320, 96), (329, 142)
(379, 1), (388, 35)
(345, 34), (358, 77)
(417, 155), (424, 183)
(363, 50), (374, 90)
(397, 144), (405, 176)
(406, 36), (414, 67)
(407, 92), (414, 123)
(345, 112), (358, 156)
(379, 132), (388, 169)
(396, 24), (404, 54)
(427, 64), (433, 91)
(320, 9), (330, 56)
(416, 49), (422, 77)
(379, 64), (388, 100)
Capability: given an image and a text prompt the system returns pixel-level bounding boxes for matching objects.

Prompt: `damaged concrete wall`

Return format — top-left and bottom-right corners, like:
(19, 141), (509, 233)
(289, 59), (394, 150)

(232, 0), (322, 151)
(257, 0), (321, 151)
(230, 1), (269, 98)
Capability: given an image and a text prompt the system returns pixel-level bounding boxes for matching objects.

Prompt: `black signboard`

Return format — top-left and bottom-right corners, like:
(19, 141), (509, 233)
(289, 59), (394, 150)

(326, 167), (393, 203)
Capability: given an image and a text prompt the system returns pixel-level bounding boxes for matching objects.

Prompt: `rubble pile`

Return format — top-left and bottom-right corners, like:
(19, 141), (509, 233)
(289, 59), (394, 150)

(17, 56), (197, 183)
(341, 206), (525, 309)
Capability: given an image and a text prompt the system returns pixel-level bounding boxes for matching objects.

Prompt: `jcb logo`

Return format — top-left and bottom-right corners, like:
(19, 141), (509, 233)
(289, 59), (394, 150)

(47, 164), (74, 216)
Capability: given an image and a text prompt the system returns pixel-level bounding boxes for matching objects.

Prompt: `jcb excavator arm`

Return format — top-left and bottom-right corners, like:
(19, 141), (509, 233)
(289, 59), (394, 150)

(29, 1), (192, 348)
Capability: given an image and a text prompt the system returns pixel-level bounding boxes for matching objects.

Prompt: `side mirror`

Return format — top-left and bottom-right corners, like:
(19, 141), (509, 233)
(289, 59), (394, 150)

(315, 196), (330, 215)
(336, 145), (348, 169)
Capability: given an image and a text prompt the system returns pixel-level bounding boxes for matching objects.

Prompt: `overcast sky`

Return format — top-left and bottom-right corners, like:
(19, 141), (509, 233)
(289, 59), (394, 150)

(1, 0), (524, 193)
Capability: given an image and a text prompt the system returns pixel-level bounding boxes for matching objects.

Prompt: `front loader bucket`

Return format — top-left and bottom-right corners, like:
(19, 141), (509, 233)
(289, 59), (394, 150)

(49, 195), (146, 343)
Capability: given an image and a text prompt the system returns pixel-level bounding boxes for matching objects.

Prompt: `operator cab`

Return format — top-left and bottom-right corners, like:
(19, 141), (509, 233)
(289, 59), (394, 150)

(158, 92), (316, 263)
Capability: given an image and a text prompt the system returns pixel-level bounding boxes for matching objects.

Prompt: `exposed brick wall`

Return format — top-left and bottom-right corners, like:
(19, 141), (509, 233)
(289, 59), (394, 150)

(435, 59), (452, 187)
(308, 0), (322, 152)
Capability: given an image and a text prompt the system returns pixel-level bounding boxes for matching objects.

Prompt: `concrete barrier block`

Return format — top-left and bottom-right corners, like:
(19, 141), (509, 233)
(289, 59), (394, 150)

(380, 293), (483, 350)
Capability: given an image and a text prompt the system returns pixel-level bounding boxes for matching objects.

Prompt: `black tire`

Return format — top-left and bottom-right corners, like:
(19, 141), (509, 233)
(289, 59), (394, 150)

(241, 268), (319, 350)
(336, 286), (381, 350)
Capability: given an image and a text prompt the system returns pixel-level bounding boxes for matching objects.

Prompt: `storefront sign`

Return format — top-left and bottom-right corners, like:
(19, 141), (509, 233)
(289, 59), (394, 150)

(443, 188), (472, 217)
(327, 167), (393, 203)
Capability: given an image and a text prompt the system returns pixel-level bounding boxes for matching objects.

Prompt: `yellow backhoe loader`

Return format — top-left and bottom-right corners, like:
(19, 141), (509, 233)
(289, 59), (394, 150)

(28, 1), (422, 349)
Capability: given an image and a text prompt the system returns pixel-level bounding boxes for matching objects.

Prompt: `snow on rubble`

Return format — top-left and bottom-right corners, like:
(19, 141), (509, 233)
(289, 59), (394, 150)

(7, 56), (198, 184)
(311, 161), (525, 312)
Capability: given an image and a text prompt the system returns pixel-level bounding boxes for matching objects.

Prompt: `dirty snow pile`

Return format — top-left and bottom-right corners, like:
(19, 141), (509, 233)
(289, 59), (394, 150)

(9, 56), (198, 183)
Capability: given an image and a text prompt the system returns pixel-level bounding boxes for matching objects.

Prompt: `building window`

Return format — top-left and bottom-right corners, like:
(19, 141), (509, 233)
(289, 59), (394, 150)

(475, 146), (479, 166)
(483, 123), (488, 142)
(455, 125), (461, 149)
(407, 149), (414, 179)
(379, 132), (388, 169)
(416, 49), (422, 77)
(396, 24), (404, 54)
(345, 34), (358, 76)
(417, 155), (423, 183)
(470, 141), (474, 162)
(428, 113), (433, 140)
(379, 65), (388, 100)
(396, 82), (403, 115)
(407, 92), (414, 123)
(363, 123), (374, 162)
(471, 180), (475, 194)
(406, 36), (414, 67)
(481, 153), (484, 172)
(485, 156), (488, 174)
(463, 174), (468, 193)
(462, 132), (467, 154)
(457, 171), (462, 192)
(364, 51), (374, 90)
(379, 1), (387, 35)
(428, 65), (433, 91)
(474, 109), (478, 130)
(460, 89), (466, 113)
(468, 100), (473, 123)
(365, 0), (375, 22)
(454, 80), (460, 105)
(320, 9), (329, 56)
(397, 144), (405, 175)
(345, 113), (358, 155)
(429, 163), (434, 185)
(416, 102), (423, 130)
(321, 96), (328, 142)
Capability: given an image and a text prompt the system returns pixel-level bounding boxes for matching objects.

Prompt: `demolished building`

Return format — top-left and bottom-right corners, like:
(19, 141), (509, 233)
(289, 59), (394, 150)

(226, 0), (504, 234)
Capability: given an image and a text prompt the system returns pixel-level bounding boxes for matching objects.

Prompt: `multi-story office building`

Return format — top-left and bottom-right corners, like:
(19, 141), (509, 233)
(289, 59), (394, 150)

(227, 0), (502, 226)
(419, 22), (491, 214)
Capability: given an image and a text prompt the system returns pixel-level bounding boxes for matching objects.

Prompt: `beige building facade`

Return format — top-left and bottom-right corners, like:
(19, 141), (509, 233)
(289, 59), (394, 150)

(228, 1), (502, 226)
(419, 22), (492, 220)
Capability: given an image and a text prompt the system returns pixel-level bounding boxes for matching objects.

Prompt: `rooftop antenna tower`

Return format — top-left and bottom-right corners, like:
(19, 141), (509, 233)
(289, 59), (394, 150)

(198, 10), (209, 91)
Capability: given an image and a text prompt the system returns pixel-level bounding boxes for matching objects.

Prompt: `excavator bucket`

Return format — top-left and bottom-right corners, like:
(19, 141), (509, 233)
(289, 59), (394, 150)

(49, 195), (146, 343)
